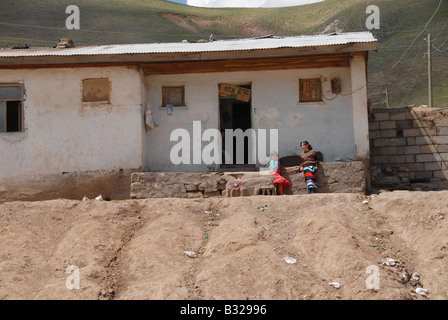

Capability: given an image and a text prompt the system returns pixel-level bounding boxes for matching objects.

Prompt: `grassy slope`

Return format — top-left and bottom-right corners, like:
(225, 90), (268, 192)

(0, 0), (447, 107)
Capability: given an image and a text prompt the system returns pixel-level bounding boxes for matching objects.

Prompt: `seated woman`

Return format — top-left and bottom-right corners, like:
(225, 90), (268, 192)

(269, 151), (290, 195)
(298, 141), (318, 194)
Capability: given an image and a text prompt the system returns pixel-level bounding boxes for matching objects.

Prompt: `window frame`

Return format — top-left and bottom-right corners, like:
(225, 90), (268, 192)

(81, 78), (111, 104)
(299, 78), (323, 104)
(0, 83), (24, 133)
(161, 85), (186, 109)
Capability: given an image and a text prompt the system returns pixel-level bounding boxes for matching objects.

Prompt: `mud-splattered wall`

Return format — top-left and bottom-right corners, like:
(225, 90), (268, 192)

(0, 67), (144, 183)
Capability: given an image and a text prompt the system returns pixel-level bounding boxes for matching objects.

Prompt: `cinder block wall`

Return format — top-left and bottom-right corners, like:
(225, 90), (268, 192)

(369, 107), (448, 187)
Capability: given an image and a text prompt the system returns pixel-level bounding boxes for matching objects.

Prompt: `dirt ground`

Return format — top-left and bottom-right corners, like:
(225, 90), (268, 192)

(0, 191), (447, 300)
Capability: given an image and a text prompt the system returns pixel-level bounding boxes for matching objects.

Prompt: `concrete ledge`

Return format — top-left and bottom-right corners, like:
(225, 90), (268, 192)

(130, 161), (367, 199)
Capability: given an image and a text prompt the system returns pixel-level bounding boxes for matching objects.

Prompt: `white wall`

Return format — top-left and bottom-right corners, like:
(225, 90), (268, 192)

(144, 66), (365, 172)
(0, 67), (144, 182)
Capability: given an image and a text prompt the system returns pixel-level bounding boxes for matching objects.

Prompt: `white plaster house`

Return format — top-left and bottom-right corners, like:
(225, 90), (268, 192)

(0, 32), (377, 199)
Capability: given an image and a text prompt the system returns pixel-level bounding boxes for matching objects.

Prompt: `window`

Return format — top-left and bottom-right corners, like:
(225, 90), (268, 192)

(299, 78), (322, 103)
(0, 84), (23, 133)
(82, 78), (110, 103)
(162, 86), (185, 107)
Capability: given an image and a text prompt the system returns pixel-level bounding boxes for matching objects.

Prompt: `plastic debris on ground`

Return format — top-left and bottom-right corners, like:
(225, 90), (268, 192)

(184, 251), (198, 258)
(329, 282), (341, 289)
(415, 287), (429, 298)
(284, 256), (297, 265)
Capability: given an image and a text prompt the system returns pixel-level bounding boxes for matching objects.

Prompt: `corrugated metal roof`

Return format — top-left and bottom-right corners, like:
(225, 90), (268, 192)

(0, 32), (376, 58)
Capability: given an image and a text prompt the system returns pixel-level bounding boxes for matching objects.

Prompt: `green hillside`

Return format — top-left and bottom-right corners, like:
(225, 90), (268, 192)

(0, 0), (447, 108)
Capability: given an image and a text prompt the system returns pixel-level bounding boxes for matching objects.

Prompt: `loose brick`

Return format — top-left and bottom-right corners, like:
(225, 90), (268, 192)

(380, 121), (397, 129)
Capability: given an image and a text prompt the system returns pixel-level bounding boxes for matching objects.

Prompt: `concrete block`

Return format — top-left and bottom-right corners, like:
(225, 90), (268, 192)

(369, 130), (381, 139)
(373, 138), (390, 147)
(432, 136), (448, 145)
(373, 113), (389, 121)
(405, 155), (417, 163)
(380, 129), (397, 138)
(415, 154), (442, 162)
(437, 145), (448, 153)
(406, 137), (416, 145)
(412, 119), (434, 128)
(424, 162), (442, 171)
(369, 122), (380, 130)
(415, 171), (433, 180)
(372, 156), (388, 164)
(370, 147), (383, 156)
(405, 146), (421, 154)
(396, 120), (414, 129)
(389, 113), (406, 121)
(382, 146), (404, 155)
(434, 170), (448, 180)
(389, 138), (407, 146)
(438, 127), (448, 135)
(388, 155), (406, 164)
(420, 145), (437, 154)
(405, 163), (425, 171)
(403, 128), (423, 137)
(415, 136), (433, 145)
(435, 119), (448, 127)
(380, 121), (397, 129)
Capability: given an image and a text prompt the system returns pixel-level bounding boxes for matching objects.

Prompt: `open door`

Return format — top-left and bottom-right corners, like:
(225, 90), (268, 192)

(218, 83), (255, 171)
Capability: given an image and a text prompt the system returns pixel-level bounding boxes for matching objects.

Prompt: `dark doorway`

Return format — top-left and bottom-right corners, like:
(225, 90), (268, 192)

(219, 83), (254, 170)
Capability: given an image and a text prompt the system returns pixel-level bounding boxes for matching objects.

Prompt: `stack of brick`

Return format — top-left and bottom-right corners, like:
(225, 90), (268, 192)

(369, 107), (448, 186)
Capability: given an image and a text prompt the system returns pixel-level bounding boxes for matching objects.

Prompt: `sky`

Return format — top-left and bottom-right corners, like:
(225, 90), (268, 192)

(167, 0), (324, 8)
